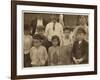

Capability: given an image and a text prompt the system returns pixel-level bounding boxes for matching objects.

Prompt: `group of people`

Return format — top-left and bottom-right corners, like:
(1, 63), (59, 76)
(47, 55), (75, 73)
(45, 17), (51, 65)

(24, 14), (88, 67)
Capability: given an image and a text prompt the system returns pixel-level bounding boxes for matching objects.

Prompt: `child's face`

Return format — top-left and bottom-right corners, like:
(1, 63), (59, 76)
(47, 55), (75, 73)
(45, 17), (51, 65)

(64, 30), (70, 38)
(52, 39), (59, 46)
(33, 39), (41, 47)
(76, 33), (85, 41)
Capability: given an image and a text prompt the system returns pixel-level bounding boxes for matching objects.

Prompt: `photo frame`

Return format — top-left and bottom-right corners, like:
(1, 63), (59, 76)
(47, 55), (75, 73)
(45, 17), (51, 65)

(11, 1), (97, 79)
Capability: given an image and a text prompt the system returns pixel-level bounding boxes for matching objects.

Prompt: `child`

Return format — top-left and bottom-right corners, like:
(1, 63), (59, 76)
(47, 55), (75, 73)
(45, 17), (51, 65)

(35, 26), (52, 51)
(61, 27), (73, 46)
(48, 35), (60, 66)
(72, 28), (88, 64)
(30, 34), (48, 66)
(24, 24), (33, 67)
(59, 28), (73, 65)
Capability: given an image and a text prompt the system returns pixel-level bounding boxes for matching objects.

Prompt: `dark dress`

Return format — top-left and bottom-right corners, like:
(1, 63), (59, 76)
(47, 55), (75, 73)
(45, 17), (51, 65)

(72, 40), (88, 64)
(24, 53), (31, 67)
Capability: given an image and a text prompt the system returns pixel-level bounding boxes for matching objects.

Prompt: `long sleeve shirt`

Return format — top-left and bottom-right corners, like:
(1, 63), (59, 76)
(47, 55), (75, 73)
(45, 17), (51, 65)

(30, 46), (48, 66)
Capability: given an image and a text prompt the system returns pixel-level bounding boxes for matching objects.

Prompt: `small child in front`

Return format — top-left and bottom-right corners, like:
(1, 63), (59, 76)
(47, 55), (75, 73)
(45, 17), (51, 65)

(48, 35), (60, 66)
(30, 34), (48, 66)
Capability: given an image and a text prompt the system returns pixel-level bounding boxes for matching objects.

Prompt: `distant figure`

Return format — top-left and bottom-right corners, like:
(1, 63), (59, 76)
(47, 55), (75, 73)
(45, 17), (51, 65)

(30, 14), (47, 36)
(71, 15), (88, 43)
(30, 34), (48, 66)
(24, 24), (32, 67)
(59, 14), (64, 28)
(45, 14), (63, 43)
(72, 28), (88, 64)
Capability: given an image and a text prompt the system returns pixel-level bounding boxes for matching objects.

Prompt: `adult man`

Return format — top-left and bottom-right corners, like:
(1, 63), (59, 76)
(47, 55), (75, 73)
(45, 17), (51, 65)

(45, 14), (63, 42)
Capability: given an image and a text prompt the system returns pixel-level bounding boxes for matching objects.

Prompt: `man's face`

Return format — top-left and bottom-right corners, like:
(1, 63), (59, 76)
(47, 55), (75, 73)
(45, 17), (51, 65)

(51, 15), (57, 23)
(52, 18), (57, 23)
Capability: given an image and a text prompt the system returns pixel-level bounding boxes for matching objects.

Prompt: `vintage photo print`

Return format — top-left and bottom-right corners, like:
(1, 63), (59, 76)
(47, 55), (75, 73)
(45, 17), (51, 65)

(23, 13), (88, 67)
(15, 3), (96, 77)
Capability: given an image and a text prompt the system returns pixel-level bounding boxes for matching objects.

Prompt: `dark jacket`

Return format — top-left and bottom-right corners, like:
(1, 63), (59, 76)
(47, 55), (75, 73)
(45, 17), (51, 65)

(72, 40), (88, 64)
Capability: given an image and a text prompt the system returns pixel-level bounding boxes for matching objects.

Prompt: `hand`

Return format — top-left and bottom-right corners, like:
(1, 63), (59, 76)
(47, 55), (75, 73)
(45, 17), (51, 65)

(74, 59), (80, 64)
(77, 58), (83, 63)
(40, 60), (45, 65)
(73, 57), (82, 64)
(73, 57), (79, 64)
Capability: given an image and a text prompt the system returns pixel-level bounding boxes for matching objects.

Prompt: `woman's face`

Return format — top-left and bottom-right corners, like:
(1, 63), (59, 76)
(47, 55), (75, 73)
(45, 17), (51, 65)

(52, 39), (59, 46)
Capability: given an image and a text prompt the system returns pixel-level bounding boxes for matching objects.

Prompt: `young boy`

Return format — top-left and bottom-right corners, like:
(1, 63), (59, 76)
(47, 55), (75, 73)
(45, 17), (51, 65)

(35, 26), (52, 51)
(59, 28), (72, 65)
(30, 34), (48, 66)
(72, 28), (88, 64)
(61, 27), (72, 46)
(24, 24), (33, 67)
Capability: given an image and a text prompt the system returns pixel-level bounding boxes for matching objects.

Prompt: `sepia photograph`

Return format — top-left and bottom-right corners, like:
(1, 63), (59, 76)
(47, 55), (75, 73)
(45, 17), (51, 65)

(11, 1), (97, 79)
(24, 13), (88, 67)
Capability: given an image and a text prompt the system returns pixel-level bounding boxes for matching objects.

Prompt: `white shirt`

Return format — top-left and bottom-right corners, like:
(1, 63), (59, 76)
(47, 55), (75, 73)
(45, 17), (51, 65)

(37, 19), (43, 26)
(61, 36), (72, 46)
(30, 46), (48, 66)
(79, 41), (82, 44)
(45, 22), (63, 41)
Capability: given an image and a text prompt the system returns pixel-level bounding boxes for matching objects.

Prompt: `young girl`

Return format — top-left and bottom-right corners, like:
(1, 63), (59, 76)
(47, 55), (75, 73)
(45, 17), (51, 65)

(24, 24), (32, 67)
(48, 35), (60, 66)
(30, 34), (48, 66)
